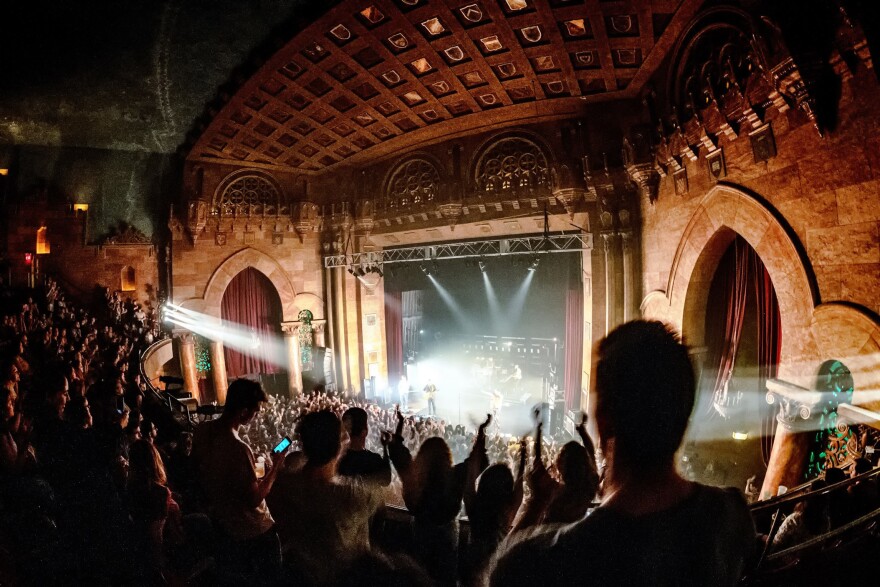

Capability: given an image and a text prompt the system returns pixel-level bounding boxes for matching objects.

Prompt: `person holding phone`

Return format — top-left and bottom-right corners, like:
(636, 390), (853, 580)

(267, 410), (384, 585)
(192, 378), (287, 583)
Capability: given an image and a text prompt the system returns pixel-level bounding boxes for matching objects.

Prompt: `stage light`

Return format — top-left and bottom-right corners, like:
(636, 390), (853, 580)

(528, 257), (540, 272)
(421, 264), (431, 276)
(732, 431), (749, 441)
(372, 265), (383, 277)
(478, 261), (486, 273)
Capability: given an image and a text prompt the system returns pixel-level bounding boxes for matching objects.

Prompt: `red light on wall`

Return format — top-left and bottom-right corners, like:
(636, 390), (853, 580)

(24, 253), (33, 265)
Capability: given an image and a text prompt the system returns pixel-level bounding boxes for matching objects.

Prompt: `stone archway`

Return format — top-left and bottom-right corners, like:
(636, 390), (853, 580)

(650, 183), (819, 387)
(196, 248), (300, 322)
(642, 183), (880, 496)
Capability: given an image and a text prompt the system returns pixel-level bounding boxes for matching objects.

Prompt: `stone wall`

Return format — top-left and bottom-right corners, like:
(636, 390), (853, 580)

(3, 200), (158, 307)
(639, 67), (880, 407)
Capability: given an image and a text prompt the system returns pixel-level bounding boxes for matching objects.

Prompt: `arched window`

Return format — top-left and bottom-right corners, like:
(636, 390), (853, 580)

(214, 173), (281, 217)
(121, 266), (136, 292)
(385, 158), (441, 210)
(474, 135), (550, 195)
(36, 226), (50, 255)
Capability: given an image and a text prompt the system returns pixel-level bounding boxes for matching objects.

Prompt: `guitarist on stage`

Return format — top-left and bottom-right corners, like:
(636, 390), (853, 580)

(423, 378), (437, 416)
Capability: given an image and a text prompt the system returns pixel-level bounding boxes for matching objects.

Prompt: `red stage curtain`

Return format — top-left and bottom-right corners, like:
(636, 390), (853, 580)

(563, 271), (584, 411)
(385, 290), (403, 388)
(221, 268), (282, 378)
(710, 238), (750, 412)
(756, 255), (782, 465)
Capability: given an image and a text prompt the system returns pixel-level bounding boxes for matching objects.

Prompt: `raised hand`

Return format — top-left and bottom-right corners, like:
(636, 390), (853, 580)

(575, 412), (588, 436)
(479, 413), (493, 432)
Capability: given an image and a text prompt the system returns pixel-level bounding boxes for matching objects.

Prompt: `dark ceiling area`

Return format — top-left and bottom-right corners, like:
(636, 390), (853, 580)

(0, 0), (315, 153)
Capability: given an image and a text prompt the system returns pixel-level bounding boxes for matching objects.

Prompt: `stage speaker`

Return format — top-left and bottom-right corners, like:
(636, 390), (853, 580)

(550, 399), (566, 435)
(364, 376), (376, 400)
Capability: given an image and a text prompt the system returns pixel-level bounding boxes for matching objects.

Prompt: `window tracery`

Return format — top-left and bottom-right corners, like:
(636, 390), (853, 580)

(474, 136), (550, 195)
(386, 158), (440, 210)
(214, 174), (281, 217)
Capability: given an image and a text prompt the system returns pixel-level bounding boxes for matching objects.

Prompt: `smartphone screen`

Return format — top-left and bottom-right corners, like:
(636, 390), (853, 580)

(272, 436), (292, 454)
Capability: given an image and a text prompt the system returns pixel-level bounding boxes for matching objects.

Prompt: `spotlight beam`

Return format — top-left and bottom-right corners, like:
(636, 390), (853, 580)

(507, 269), (535, 319)
(163, 307), (288, 368)
(482, 271), (503, 335)
(428, 275), (470, 330)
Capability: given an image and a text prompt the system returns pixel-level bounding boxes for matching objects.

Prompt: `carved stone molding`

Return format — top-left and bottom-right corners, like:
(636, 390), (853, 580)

(766, 378), (822, 431)
(175, 331), (196, 345)
(280, 322), (300, 336)
(624, 162), (660, 204)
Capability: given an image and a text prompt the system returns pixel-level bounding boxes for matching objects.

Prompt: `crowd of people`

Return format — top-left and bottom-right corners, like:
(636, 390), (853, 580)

(2, 278), (878, 585)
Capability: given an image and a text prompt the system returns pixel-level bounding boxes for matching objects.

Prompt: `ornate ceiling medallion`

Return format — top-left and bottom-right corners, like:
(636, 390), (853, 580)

(329, 24), (352, 41)
(410, 57), (433, 74)
(495, 62), (517, 78)
(480, 35), (503, 52)
(402, 91), (425, 105)
(388, 32), (410, 50)
(381, 70), (403, 85)
(564, 19), (587, 37)
(520, 26), (543, 43)
(360, 6), (385, 24)
(610, 15), (633, 34)
(444, 46), (465, 62)
(421, 18), (445, 36)
(460, 4), (484, 23)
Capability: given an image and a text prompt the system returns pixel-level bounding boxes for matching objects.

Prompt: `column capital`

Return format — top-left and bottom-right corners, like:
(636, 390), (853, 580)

(280, 322), (300, 336)
(175, 331), (196, 345)
(766, 379), (822, 432)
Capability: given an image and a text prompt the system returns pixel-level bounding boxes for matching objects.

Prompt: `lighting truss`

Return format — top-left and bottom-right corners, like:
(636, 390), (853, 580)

(323, 233), (592, 269)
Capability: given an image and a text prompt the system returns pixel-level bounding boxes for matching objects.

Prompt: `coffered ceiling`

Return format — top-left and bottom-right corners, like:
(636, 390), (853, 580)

(189, 0), (704, 175)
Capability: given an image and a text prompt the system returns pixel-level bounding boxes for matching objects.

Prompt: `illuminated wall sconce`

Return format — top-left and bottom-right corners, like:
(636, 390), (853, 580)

(72, 203), (89, 213)
(36, 226), (50, 255)
(0, 169), (9, 176)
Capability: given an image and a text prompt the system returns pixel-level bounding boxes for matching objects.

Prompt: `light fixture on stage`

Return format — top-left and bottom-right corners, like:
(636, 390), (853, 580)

(478, 261), (486, 273)
(528, 257), (540, 272)
(421, 264), (432, 276)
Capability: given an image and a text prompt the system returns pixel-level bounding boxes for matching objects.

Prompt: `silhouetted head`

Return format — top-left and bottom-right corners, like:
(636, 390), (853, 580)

(298, 409), (343, 467)
(415, 436), (453, 486)
(479, 463), (514, 498)
(129, 438), (167, 488)
(596, 320), (694, 473)
(224, 378), (268, 424)
(556, 441), (589, 485)
(343, 406), (369, 439)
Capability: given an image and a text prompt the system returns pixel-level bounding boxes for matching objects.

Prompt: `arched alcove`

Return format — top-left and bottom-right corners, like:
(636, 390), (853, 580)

(664, 184), (818, 387)
(198, 248), (300, 322)
(221, 267), (283, 379)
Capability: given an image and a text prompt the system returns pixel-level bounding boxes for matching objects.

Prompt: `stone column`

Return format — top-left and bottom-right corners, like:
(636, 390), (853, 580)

(601, 233), (615, 335)
(177, 332), (200, 404)
(760, 379), (822, 500)
(313, 321), (327, 347)
(621, 232), (633, 323)
(209, 340), (228, 405)
(333, 267), (350, 391)
(282, 323), (303, 398)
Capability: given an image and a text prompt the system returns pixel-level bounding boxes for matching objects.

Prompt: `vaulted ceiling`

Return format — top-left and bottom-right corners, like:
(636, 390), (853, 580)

(189, 0), (704, 175)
